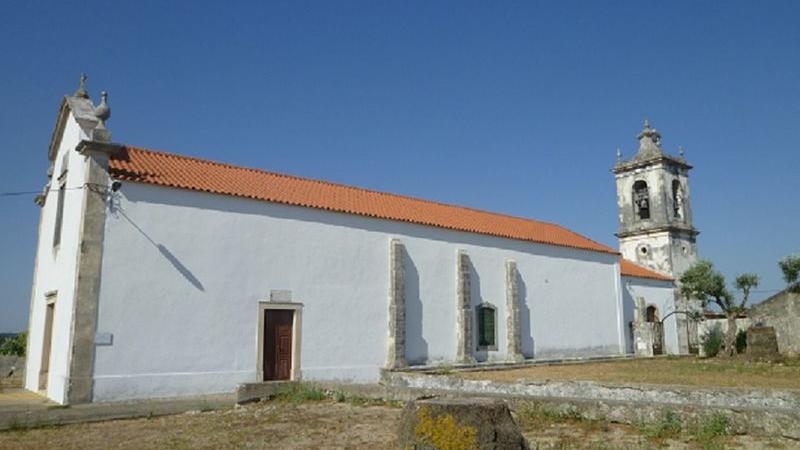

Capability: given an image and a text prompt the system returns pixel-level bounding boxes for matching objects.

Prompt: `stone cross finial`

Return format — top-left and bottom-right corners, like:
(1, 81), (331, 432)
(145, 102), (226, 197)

(74, 73), (89, 99)
(616, 147), (622, 163)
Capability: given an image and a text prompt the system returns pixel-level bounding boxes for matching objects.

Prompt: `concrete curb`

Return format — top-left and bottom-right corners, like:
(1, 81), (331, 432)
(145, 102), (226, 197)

(0, 393), (234, 431)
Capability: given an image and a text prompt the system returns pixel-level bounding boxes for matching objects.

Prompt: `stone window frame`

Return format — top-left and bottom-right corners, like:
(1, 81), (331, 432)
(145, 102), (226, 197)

(475, 302), (498, 351)
(256, 301), (303, 382)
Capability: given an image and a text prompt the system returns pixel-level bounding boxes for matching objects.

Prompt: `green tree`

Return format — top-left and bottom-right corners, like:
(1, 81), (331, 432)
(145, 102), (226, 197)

(680, 261), (757, 357)
(779, 254), (800, 293)
(0, 332), (26, 357)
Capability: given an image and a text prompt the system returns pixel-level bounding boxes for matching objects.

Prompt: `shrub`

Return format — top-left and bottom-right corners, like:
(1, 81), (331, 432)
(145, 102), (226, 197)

(701, 324), (723, 358)
(0, 332), (26, 357)
(692, 412), (730, 449)
(735, 329), (747, 354)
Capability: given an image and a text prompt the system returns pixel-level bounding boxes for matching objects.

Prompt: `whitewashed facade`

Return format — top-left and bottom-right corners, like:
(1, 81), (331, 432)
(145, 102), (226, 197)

(88, 183), (624, 401)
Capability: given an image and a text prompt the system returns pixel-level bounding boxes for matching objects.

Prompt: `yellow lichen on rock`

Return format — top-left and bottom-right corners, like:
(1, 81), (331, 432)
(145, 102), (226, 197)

(414, 406), (479, 450)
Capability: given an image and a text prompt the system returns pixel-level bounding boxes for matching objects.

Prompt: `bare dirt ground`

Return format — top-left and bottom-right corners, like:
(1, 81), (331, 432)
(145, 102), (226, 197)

(459, 356), (800, 390)
(1, 398), (797, 450)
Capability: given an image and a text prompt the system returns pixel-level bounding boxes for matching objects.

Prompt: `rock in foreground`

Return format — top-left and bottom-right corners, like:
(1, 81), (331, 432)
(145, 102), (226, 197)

(397, 397), (528, 450)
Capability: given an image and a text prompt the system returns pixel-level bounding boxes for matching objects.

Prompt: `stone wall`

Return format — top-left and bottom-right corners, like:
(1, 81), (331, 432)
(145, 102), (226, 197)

(381, 371), (800, 439)
(749, 290), (800, 355)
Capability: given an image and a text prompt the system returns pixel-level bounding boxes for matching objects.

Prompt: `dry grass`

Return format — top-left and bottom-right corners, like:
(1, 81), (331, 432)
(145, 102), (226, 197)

(0, 375), (23, 392)
(0, 398), (797, 449)
(0, 400), (401, 450)
(459, 356), (800, 389)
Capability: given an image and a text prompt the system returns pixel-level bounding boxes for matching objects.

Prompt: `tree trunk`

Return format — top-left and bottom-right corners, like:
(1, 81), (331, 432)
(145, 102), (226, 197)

(721, 313), (738, 358)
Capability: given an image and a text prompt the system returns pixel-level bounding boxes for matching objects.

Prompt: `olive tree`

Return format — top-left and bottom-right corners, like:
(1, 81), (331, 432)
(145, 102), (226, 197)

(680, 260), (758, 357)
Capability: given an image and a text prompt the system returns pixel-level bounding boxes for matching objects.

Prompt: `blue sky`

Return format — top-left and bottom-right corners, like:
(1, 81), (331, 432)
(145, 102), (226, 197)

(1, 1), (798, 331)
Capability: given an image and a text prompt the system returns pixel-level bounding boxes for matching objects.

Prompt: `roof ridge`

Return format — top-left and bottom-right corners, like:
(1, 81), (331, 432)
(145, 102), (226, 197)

(124, 145), (572, 229)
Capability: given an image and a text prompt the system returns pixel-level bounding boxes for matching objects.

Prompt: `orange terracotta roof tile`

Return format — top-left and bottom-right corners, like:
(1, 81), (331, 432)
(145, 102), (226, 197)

(108, 146), (619, 255)
(620, 259), (673, 281)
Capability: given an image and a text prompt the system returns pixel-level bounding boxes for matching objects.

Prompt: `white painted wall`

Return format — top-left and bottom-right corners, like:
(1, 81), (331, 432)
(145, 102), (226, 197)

(92, 182), (624, 401)
(25, 112), (92, 404)
(621, 276), (679, 354)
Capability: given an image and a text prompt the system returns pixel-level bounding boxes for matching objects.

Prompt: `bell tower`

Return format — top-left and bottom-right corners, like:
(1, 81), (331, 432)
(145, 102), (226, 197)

(613, 120), (699, 279)
(614, 120), (700, 354)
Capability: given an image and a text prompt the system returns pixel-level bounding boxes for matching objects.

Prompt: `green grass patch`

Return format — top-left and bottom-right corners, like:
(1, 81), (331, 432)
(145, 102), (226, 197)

(690, 412), (730, 449)
(330, 390), (403, 408)
(273, 383), (328, 405)
(515, 402), (606, 432)
(637, 411), (683, 442)
(272, 383), (403, 408)
(430, 364), (454, 376)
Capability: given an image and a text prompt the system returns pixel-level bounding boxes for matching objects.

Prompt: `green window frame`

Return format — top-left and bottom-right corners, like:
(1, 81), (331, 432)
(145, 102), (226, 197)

(477, 304), (497, 350)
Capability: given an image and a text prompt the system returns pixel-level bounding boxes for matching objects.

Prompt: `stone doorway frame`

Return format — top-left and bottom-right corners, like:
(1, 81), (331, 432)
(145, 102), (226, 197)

(257, 302), (303, 382)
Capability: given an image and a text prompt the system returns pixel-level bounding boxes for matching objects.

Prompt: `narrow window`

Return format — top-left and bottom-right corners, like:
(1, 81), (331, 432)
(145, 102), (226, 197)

(645, 305), (659, 323)
(60, 151), (69, 178)
(632, 180), (650, 220)
(672, 180), (682, 219)
(477, 304), (496, 350)
(53, 183), (65, 248)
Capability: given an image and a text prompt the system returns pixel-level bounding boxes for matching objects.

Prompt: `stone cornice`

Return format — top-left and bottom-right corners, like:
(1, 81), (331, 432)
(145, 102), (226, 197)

(616, 225), (700, 239)
(612, 154), (692, 174)
(75, 140), (124, 158)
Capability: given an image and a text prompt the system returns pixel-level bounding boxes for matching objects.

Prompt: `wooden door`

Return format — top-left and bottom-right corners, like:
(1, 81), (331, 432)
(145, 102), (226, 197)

(264, 310), (293, 380)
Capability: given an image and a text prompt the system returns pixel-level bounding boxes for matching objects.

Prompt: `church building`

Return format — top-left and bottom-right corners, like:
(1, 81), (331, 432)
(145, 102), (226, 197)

(24, 78), (692, 404)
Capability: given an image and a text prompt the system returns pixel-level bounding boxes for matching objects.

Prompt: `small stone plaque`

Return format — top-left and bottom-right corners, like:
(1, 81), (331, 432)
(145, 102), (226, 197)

(94, 332), (113, 346)
(270, 290), (292, 302)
